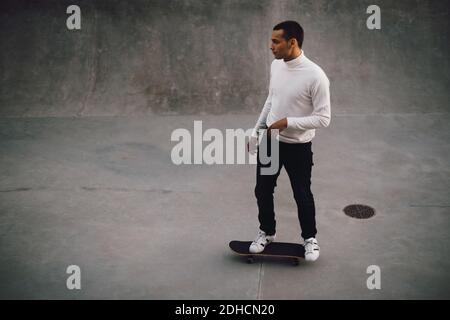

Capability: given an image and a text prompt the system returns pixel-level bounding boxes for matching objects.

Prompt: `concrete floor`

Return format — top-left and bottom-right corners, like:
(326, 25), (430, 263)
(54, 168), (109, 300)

(0, 113), (449, 299)
(1, 0), (449, 301)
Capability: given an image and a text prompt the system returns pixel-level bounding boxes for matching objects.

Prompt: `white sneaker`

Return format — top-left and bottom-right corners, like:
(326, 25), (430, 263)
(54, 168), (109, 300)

(249, 230), (276, 253)
(303, 237), (320, 261)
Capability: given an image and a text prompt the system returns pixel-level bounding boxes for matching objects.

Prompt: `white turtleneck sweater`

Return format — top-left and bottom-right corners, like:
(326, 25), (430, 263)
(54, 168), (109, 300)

(252, 50), (331, 143)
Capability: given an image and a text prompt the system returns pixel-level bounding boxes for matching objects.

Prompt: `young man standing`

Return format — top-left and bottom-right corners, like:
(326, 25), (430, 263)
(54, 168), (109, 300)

(247, 21), (331, 261)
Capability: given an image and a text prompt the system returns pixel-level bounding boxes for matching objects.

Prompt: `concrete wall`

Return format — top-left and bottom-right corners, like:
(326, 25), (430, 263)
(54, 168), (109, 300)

(0, 0), (448, 117)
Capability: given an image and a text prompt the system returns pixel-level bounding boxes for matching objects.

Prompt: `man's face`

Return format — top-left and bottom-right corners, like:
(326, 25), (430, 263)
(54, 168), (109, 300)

(270, 29), (295, 59)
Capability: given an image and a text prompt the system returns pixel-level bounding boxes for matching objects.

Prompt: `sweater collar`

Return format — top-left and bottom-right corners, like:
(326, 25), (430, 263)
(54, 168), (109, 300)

(283, 50), (304, 68)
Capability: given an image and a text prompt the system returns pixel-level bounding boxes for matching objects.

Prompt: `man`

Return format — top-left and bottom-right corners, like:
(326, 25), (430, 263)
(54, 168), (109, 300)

(247, 21), (331, 262)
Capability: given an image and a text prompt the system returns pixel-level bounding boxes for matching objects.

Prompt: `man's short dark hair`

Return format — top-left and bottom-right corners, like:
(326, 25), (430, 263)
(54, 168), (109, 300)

(273, 21), (304, 48)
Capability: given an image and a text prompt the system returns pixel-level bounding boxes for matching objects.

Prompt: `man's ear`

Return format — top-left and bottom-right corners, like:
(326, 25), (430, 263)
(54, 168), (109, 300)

(291, 38), (297, 47)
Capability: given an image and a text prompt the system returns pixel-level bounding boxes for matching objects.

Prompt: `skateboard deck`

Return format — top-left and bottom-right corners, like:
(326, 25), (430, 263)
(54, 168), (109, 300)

(229, 240), (305, 265)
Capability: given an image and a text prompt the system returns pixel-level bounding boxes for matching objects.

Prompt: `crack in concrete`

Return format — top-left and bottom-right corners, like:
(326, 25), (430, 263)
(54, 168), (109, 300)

(0, 186), (190, 194)
(76, 7), (98, 117)
(257, 261), (264, 300)
(409, 204), (450, 208)
(0, 187), (33, 192)
(81, 186), (173, 193)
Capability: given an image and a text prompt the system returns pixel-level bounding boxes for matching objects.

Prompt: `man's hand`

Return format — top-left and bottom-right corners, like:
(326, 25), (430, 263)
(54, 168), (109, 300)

(268, 117), (288, 136)
(247, 135), (258, 155)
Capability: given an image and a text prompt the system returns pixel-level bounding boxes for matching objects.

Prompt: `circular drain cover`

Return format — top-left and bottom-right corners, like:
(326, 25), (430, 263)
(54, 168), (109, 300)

(343, 204), (375, 219)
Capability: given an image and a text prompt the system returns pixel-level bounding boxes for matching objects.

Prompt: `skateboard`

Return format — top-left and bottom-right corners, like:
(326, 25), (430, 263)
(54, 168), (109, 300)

(229, 240), (305, 265)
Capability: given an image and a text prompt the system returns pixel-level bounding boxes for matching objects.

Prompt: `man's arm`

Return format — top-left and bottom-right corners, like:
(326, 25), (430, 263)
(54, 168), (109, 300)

(251, 88), (272, 137)
(248, 89), (272, 154)
(286, 74), (331, 130)
(251, 62), (275, 137)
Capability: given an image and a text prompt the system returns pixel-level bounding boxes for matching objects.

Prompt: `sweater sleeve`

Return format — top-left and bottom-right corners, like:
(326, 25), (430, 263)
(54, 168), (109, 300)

(286, 73), (331, 130)
(251, 62), (274, 137)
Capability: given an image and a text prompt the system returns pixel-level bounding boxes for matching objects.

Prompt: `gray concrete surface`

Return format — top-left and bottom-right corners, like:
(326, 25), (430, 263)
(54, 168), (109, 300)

(1, 0), (449, 116)
(1, 114), (449, 299)
(0, 0), (449, 299)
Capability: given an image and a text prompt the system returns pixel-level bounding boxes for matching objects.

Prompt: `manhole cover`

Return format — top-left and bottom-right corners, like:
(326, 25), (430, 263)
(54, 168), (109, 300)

(343, 204), (375, 219)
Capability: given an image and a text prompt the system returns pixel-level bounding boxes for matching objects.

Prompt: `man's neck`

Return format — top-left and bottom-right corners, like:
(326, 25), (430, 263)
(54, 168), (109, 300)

(283, 49), (302, 62)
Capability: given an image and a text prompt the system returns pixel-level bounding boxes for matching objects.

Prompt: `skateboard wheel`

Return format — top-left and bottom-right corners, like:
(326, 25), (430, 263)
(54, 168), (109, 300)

(247, 257), (254, 264)
(292, 259), (300, 266)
